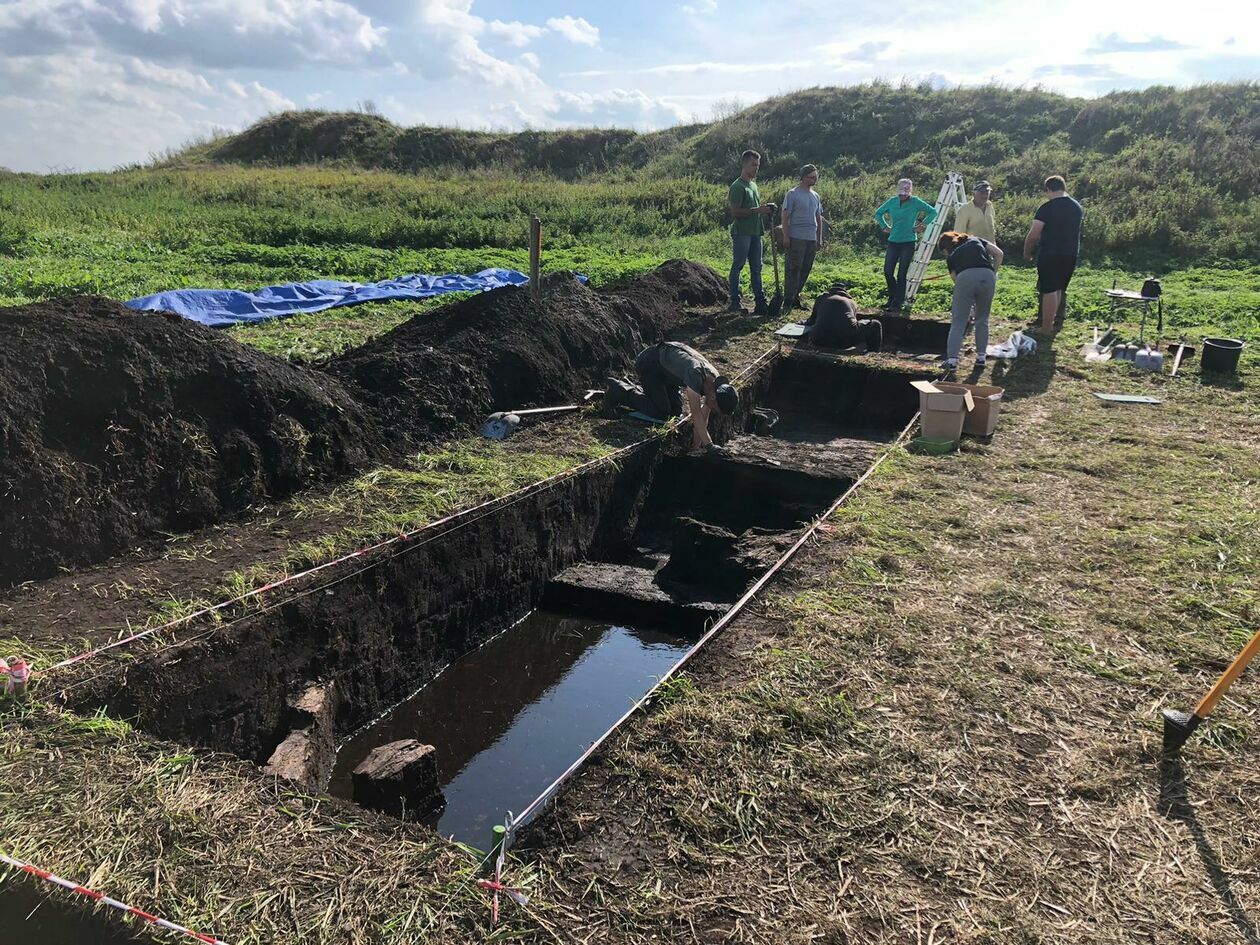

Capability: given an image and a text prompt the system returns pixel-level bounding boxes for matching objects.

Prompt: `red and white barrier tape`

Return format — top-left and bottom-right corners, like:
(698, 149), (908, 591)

(0, 851), (229, 944)
(37, 346), (780, 680)
(476, 813), (528, 926)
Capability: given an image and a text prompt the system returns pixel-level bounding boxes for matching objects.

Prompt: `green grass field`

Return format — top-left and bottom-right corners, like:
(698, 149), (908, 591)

(3, 166), (1257, 361)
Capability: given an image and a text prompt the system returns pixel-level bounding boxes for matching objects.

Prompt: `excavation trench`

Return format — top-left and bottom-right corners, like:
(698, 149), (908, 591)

(64, 354), (930, 842)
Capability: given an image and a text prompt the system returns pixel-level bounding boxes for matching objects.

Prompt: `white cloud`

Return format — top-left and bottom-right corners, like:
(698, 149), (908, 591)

(564, 60), (791, 78)
(488, 19), (546, 47)
(544, 88), (689, 128)
(126, 57), (212, 93)
(0, 49), (294, 171)
(0, 0), (388, 68)
(225, 79), (295, 111)
(413, 0), (542, 88)
(546, 15), (599, 47)
(519, 52), (542, 72)
(681, 0), (718, 13)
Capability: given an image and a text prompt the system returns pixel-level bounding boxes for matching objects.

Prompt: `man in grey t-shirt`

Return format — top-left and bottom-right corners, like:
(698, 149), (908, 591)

(780, 164), (824, 310)
(603, 342), (739, 451)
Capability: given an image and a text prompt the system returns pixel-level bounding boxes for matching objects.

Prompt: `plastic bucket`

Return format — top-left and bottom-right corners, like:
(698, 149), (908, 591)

(1201, 337), (1245, 374)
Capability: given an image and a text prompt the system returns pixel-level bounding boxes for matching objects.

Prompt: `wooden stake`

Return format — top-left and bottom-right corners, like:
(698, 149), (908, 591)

(529, 215), (541, 300)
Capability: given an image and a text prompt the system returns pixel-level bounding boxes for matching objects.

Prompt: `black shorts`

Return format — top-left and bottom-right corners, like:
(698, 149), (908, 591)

(1037, 254), (1077, 293)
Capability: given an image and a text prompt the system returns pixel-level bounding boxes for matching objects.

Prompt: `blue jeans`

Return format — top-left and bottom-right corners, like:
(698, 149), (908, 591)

(883, 240), (916, 310)
(729, 234), (764, 303)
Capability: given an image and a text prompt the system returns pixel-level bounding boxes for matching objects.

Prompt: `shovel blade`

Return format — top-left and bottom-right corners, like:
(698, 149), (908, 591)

(1161, 709), (1202, 753)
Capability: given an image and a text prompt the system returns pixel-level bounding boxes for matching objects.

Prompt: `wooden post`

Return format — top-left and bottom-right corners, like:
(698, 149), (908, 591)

(528, 215), (542, 300)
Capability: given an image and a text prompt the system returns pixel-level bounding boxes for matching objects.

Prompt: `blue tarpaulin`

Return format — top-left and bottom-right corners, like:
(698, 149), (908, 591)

(125, 269), (536, 328)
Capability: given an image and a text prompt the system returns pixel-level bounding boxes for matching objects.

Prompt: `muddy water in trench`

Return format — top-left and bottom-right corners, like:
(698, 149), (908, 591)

(329, 611), (690, 843)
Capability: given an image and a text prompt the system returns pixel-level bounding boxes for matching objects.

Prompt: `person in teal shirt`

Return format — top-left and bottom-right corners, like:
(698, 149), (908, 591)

(873, 179), (938, 312)
(727, 149), (776, 315)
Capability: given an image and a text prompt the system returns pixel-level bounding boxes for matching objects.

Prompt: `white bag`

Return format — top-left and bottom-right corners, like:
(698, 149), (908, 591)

(986, 330), (1037, 360)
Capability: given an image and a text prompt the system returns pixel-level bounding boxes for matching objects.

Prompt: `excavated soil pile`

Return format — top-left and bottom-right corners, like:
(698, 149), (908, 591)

(0, 297), (379, 587)
(600, 258), (729, 334)
(330, 264), (721, 443)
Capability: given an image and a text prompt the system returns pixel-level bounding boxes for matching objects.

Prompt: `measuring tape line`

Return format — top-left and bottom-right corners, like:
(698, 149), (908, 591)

(0, 851), (229, 945)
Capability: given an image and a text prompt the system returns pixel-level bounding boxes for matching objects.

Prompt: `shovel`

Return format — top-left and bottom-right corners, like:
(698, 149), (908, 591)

(1080, 326), (1115, 360)
(1162, 627), (1260, 752)
(767, 212), (783, 319)
(1166, 336), (1196, 376)
(481, 404), (582, 440)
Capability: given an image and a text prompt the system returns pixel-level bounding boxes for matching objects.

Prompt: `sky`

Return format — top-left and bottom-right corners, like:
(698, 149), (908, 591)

(0, 0), (1256, 173)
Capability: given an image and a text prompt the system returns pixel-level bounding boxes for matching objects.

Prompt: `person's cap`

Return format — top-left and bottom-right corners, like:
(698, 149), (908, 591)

(828, 281), (853, 294)
(714, 376), (738, 415)
(974, 180), (991, 191)
(897, 178), (913, 194)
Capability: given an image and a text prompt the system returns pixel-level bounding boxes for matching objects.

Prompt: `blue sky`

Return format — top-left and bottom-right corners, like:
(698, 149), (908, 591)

(0, 0), (1255, 173)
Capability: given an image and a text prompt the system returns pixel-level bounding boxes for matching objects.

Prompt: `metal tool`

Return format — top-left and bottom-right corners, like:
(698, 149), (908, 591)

(903, 171), (968, 309)
(480, 404), (582, 440)
(1167, 336), (1196, 376)
(1081, 326), (1116, 361)
(768, 208), (784, 319)
(1163, 628), (1260, 752)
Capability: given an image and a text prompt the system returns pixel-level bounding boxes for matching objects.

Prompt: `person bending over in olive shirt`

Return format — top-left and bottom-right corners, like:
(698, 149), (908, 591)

(603, 342), (739, 451)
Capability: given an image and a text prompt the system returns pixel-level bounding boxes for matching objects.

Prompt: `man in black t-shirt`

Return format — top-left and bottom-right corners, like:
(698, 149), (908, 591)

(1023, 175), (1083, 334)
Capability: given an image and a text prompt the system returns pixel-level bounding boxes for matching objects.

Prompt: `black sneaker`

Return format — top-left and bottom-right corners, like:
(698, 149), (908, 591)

(726, 298), (743, 313)
(753, 298), (769, 318)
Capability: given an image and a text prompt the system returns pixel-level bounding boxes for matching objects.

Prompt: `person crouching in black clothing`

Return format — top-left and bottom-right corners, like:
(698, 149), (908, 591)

(804, 283), (882, 352)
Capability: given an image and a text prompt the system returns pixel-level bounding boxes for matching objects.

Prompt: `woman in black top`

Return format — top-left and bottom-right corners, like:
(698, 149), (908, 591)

(937, 230), (1003, 372)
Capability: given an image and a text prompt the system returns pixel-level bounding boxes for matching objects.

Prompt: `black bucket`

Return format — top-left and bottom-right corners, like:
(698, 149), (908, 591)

(1201, 337), (1245, 374)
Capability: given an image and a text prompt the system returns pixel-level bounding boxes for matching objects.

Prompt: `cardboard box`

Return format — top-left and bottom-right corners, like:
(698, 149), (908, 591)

(911, 380), (974, 443)
(935, 382), (1005, 436)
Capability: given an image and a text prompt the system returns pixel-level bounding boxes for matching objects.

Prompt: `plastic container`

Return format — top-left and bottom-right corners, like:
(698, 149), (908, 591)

(1201, 337), (1245, 374)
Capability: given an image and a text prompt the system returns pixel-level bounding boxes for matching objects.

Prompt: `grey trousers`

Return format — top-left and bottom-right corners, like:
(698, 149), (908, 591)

(783, 239), (817, 306)
(948, 267), (996, 360)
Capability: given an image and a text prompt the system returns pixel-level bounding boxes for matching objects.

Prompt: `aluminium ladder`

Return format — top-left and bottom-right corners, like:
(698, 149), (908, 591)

(903, 171), (967, 310)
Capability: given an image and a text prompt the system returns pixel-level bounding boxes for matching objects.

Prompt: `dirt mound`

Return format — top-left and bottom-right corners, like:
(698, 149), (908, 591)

(601, 259), (729, 333)
(329, 263), (720, 443)
(0, 297), (379, 587)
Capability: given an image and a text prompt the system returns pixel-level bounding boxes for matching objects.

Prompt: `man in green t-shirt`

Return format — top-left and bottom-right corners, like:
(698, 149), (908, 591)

(727, 149), (776, 316)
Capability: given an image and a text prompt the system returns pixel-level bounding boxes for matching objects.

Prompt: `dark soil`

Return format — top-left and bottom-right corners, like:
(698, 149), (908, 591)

(601, 258), (730, 333)
(0, 262), (731, 590)
(0, 296), (379, 588)
(328, 263), (724, 445)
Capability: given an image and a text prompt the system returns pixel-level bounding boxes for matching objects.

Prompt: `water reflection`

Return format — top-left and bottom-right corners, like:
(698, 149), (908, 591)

(330, 611), (690, 843)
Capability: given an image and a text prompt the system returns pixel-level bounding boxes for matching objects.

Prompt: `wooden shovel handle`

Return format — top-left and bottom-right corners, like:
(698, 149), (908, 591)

(1195, 628), (1260, 719)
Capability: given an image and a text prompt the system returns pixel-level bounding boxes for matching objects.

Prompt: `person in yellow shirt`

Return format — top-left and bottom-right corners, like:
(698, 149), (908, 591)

(952, 181), (996, 243)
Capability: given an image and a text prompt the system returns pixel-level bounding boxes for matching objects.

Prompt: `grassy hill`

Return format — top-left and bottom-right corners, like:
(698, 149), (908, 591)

(165, 82), (1260, 264)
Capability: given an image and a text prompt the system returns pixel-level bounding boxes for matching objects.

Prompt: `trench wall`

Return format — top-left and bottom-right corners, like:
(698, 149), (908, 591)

(62, 351), (931, 769)
(65, 441), (666, 764)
